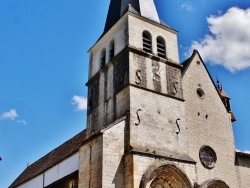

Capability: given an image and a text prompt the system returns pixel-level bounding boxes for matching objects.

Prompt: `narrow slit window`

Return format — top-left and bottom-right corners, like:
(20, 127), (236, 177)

(109, 41), (114, 60)
(101, 49), (106, 69)
(157, 36), (166, 58)
(143, 31), (152, 53)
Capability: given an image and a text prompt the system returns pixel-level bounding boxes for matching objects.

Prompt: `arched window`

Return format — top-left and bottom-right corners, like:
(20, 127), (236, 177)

(157, 36), (166, 58)
(208, 182), (229, 188)
(109, 41), (114, 60)
(140, 165), (192, 188)
(100, 49), (106, 69)
(143, 31), (152, 53)
(200, 179), (230, 188)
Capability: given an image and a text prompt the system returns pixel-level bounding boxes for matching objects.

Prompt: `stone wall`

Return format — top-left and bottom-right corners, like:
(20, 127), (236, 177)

(128, 14), (179, 63)
(129, 51), (183, 99)
(102, 120), (126, 188)
(236, 153), (250, 188)
(129, 86), (188, 157)
(87, 13), (181, 136)
(182, 52), (240, 187)
(79, 136), (103, 188)
(87, 49), (130, 135)
(79, 119), (126, 188)
(132, 154), (197, 187)
(89, 14), (128, 78)
(84, 9), (250, 188)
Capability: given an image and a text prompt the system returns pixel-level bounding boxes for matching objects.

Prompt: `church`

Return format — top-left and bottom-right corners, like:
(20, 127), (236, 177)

(9, 0), (250, 187)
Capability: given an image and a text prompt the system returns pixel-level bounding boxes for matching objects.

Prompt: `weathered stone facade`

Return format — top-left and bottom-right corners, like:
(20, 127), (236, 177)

(83, 0), (250, 187)
(9, 1), (250, 188)
(182, 52), (240, 187)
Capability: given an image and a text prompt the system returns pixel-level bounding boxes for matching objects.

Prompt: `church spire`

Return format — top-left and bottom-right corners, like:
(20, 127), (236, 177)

(104, 0), (160, 33)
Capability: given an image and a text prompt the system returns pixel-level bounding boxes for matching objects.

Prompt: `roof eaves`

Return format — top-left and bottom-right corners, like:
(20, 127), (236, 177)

(236, 151), (250, 157)
(9, 130), (86, 188)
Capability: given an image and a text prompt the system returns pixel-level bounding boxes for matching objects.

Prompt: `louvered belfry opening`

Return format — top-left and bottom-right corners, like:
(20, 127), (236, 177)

(157, 36), (166, 58)
(143, 31), (152, 53)
(109, 41), (114, 61)
(101, 49), (106, 69)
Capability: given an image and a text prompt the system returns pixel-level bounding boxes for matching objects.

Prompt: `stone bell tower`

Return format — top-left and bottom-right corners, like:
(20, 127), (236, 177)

(9, 1), (250, 188)
(84, 0), (195, 187)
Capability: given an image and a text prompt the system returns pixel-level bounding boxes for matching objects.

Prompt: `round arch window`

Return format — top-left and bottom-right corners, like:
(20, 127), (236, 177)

(147, 166), (192, 188)
(199, 146), (217, 168)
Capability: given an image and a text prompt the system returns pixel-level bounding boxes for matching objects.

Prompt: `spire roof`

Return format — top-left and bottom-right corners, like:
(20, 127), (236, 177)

(104, 0), (160, 33)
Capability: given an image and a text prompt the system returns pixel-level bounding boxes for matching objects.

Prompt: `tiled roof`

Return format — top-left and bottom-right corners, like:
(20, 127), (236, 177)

(219, 89), (230, 99)
(236, 151), (250, 157)
(9, 130), (86, 188)
(235, 151), (250, 168)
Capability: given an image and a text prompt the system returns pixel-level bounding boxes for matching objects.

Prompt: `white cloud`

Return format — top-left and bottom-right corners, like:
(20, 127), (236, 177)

(71, 95), (87, 111)
(181, 3), (194, 11)
(1, 109), (18, 120)
(1, 109), (27, 125)
(17, 120), (27, 125)
(189, 7), (250, 72)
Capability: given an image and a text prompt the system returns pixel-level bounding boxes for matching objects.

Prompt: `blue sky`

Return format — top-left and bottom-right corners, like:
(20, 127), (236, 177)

(1, 0), (250, 187)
